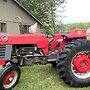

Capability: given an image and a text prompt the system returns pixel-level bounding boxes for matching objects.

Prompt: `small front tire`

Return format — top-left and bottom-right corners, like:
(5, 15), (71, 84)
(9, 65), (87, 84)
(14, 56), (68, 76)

(0, 64), (20, 90)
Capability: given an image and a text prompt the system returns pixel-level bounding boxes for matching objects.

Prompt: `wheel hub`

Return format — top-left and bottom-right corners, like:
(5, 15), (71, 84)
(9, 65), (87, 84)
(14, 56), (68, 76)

(3, 72), (14, 84)
(73, 54), (90, 73)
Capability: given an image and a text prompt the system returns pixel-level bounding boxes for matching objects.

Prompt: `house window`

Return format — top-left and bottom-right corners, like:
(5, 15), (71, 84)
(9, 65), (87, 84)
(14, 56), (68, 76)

(0, 23), (7, 33)
(23, 25), (30, 34)
(19, 25), (30, 34)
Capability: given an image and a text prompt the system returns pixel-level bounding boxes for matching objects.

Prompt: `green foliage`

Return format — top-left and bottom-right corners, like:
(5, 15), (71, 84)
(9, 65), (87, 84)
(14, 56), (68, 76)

(18, 0), (90, 34)
(65, 22), (90, 30)
(55, 22), (90, 33)
(41, 25), (53, 34)
(17, 0), (60, 34)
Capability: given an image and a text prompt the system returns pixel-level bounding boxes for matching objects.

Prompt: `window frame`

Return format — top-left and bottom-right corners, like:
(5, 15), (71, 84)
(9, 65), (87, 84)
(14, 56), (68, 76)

(0, 23), (7, 33)
(23, 25), (30, 34)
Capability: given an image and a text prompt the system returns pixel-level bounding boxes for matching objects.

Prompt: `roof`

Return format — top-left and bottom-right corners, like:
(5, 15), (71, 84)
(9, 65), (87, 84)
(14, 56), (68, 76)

(13, 0), (43, 26)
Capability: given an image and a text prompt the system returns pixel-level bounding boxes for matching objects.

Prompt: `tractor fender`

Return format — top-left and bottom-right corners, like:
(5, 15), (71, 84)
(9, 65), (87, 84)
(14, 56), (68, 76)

(61, 34), (87, 39)
(57, 34), (87, 54)
(61, 29), (88, 39)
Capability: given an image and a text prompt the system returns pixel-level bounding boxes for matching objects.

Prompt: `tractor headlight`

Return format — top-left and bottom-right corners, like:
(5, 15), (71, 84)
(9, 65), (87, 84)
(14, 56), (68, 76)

(2, 36), (8, 42)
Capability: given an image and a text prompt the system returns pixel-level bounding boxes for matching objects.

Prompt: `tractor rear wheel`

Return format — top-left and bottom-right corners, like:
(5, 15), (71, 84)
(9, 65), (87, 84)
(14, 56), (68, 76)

(57, 39), (90, 87)
(0, 64), (20, 90)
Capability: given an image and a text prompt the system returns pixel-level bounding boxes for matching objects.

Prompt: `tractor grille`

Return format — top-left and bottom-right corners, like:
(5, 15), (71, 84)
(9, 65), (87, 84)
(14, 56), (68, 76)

(0, 45), (6, 59)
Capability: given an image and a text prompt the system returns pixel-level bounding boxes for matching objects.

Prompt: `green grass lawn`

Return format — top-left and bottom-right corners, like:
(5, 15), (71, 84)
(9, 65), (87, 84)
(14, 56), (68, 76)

(13, 64), (90, 90)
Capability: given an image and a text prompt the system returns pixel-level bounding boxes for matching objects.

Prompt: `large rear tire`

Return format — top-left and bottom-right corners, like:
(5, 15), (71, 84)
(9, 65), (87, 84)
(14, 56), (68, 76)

(57, 39), (90, 87)
(0, 64), (20, 90)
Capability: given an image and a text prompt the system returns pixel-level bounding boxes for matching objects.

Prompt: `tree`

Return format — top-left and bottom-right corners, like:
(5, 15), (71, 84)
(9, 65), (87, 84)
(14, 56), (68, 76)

(17, 0), (66, 34)
(17, 0), (65, 34)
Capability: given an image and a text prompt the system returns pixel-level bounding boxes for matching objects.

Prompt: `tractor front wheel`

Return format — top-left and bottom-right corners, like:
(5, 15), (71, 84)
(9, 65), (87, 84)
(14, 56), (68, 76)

(0, 64), (20, 90)
(57, 39), (90, 87)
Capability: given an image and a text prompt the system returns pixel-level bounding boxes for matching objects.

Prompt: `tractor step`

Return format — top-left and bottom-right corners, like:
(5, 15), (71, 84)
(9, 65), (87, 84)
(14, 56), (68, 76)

(47, 59), (56, 62)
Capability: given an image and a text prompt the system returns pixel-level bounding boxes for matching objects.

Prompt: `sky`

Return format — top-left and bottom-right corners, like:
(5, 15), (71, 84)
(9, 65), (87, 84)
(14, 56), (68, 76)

(57, 0), (90, 24)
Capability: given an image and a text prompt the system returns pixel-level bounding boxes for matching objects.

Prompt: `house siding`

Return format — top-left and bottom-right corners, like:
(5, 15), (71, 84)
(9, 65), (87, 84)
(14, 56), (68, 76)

(0, 0), (41, 34)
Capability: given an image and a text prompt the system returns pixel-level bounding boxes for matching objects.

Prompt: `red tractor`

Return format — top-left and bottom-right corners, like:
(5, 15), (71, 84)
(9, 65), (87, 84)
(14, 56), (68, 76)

(0, 29), (89, 89)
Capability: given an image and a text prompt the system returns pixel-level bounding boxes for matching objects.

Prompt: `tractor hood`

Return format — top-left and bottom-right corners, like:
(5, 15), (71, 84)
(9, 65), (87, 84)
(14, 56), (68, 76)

(0, 34), (49, 54)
